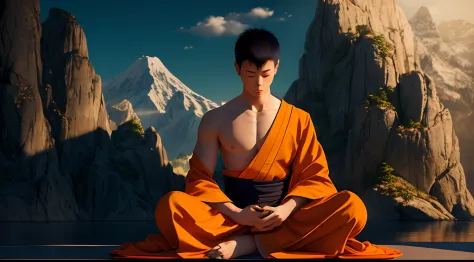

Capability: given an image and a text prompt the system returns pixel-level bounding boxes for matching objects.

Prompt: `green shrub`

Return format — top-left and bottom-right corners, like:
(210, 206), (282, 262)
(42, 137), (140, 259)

(366, 162), (434, 205)
(366, 87), (395, 110)
(397, 118), (424, 136)
(356, 25), (372, 37)
(123, 119), (145, 136)
(372, 34), (392, 58)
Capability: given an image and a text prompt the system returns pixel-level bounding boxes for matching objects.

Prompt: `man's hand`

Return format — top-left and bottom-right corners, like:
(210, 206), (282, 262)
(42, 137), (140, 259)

(250, 205), (293, 232)
(230, 205), (271, 227)
(249, 196), (311, 232)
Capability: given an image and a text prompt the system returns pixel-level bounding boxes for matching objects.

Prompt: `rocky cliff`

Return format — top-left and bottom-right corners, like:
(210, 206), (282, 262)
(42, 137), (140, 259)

(409, 7), (474, 196)
(0, 0), (78, 220)
(108, 99), (140, 130)
(0, 1), (184, 221)
(285, 0), (474, 220)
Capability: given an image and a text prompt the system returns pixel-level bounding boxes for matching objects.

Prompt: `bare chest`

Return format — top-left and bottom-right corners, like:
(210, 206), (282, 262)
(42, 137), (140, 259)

(218, 109), (278, 158)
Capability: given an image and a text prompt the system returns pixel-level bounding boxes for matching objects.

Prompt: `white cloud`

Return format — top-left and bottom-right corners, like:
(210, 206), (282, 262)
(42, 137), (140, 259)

(181, 7), (275, 37)
(188, 16), (249, 37)
(247, 7), (274, 19)
(184, 45), (193, 50)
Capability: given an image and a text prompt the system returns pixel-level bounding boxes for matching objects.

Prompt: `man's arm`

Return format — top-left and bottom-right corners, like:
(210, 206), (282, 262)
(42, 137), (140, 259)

(280, 111), (338, 206)
(191, 110), (243, 218)
(280, 196), (311, 215)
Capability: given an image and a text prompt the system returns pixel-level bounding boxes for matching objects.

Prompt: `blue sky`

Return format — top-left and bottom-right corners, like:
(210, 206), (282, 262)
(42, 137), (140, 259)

(39, 0), (318, 104)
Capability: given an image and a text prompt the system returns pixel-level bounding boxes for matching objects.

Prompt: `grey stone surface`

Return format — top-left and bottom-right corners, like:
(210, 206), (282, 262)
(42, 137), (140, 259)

(284, 0), (474, 220)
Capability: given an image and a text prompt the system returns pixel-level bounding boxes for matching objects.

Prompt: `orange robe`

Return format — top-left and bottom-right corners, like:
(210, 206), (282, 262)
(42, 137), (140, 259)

(109, 99), (402, 259)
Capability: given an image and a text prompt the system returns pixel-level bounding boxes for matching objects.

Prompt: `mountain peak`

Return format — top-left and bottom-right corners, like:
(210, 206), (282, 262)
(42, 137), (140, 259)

(409, 6), (440, 39)
(141, 56), (169, 73)
(103, 55), (219, 159)
(414, 6), (432, 20)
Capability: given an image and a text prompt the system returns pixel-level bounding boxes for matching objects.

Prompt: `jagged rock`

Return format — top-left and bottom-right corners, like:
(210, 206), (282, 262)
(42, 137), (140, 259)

(108, 99), (140, 129)
(0, 0), (77, 221)
(409, 7), (474, 196)
(110, 122), (184, 215)
(1, 2), (185, 221)
(41, 8), (112, 181)
(284, 0), (474, 220)
(361, 187), (454, 221)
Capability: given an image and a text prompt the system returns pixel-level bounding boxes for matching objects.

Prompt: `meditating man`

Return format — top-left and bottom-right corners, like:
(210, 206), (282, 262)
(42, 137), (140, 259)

(110, 28), (402, 259)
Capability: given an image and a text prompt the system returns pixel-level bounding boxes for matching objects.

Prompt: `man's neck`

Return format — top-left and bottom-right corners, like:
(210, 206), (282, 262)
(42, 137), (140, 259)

(239, 91), (276, 112)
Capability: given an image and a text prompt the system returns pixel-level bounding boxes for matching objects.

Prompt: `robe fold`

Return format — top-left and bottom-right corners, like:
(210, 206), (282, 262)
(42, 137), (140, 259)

(109, 99), (402, 259)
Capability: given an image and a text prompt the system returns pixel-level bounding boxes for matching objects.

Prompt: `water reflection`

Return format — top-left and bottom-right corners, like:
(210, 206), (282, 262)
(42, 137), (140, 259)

(0, 221), (473, 246)
(359, 221), (474, 243)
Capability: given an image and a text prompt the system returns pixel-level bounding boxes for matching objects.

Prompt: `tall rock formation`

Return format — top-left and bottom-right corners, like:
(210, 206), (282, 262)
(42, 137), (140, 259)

(285, 0), (474, 220)
(409, 8), (474, 195)
(40, 8), (114, 214)
(0, 2), (185, 221)
(0, 0), (77, 220)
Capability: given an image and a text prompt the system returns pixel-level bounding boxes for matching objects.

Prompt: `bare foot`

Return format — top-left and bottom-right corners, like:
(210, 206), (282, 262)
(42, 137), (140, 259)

(206, 234), (257, 259)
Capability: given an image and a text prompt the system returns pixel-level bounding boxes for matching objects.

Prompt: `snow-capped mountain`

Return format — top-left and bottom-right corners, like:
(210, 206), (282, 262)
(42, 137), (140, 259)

(409, 6), (473, 102)
(438, 19), (474, 50)
(103, 56), (219, 159)
(438, 19), (474, 76)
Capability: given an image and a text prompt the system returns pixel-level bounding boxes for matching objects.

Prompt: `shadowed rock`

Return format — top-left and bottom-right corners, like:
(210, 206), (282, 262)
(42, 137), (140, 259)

(284, 0), (474, 220)
(0, 0), (77, 221)
(0, 2), (186, 221)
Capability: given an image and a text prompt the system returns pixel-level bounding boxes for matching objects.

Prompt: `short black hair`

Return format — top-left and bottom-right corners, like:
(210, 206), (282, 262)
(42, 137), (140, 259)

(234, 28), (280, 69)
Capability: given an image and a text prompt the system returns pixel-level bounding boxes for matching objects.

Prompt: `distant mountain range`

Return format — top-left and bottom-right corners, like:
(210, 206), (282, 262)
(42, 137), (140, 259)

(103, 56), (219, 159)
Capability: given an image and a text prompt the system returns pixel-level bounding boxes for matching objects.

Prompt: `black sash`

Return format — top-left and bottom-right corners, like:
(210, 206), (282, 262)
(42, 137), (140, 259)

(224, 175), (291, 209)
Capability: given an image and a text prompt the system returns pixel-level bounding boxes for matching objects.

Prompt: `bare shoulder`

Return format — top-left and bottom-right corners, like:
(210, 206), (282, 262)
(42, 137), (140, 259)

(199, 103), (231, 132)
(199, 107), (219, 133)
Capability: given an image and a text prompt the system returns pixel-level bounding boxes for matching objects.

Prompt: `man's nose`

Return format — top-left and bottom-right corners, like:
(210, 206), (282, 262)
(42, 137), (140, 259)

(257, 76), (263, 86)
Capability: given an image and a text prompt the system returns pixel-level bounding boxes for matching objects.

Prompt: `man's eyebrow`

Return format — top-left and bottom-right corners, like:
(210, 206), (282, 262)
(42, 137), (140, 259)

(246, 69), (271, 73)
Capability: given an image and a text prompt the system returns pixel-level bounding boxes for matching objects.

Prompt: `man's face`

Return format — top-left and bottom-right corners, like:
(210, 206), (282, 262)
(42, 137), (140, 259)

(234, 59), (279, 98)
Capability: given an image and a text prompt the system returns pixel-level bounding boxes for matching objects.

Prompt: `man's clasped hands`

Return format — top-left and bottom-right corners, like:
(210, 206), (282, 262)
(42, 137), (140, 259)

(229, 204), (293, 232)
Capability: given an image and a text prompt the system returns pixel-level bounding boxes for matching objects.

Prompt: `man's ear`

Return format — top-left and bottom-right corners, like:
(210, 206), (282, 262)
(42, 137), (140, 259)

(274, 59), (280, 74)
(234, 61), (241, 76)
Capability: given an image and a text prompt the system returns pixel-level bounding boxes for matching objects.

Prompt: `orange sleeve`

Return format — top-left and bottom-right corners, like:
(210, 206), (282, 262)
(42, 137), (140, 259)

(184, 152), (231, 203)
(283, 112), (338, 202)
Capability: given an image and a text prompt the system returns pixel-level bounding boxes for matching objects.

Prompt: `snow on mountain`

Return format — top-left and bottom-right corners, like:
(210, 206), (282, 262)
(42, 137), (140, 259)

(409, 7), (473, 102)
(438, 19), (474, 46)
(438, 19), (474, 70)
(103, 56), (219, 159)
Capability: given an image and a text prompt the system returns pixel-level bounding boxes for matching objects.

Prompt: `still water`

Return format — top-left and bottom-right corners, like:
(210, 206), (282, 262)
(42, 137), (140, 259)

(0, 221), (473, 258)
(1, 221), (473, 245)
